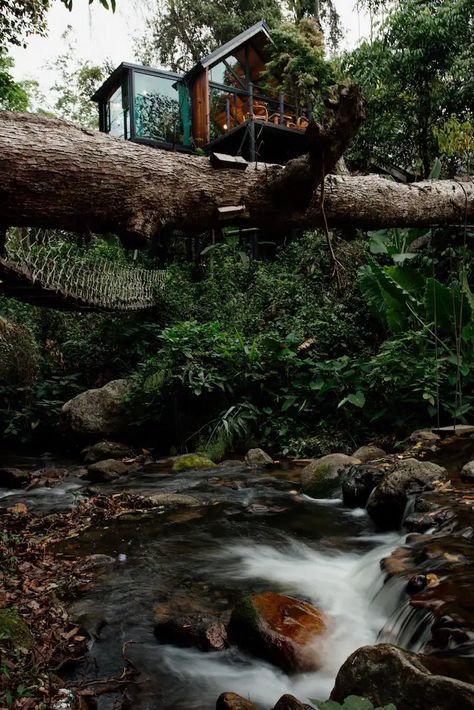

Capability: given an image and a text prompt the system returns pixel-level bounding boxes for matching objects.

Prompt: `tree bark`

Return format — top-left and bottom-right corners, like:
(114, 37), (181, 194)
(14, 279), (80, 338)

(0, 111), (472, 246)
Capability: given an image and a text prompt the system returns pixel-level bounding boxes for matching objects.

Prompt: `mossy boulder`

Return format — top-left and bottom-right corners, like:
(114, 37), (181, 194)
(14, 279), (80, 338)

(172, 454), (217, 473)
(301, 454), (361, 497)
(331, 643), (474, 710)
(227, 591), (326, 673)
(0, 608), (33, 649)
(367, 458), (447, 529)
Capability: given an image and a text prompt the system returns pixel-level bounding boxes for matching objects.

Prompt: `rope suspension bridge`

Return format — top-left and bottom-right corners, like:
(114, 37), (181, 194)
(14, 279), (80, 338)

(0, 229), (167, 312)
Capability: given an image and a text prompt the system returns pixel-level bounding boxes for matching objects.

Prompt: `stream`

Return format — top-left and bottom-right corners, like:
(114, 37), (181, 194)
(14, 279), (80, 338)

(1, 448), (473, 709)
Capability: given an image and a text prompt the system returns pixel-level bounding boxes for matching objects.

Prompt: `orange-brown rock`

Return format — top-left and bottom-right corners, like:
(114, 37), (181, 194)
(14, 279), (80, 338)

(228, 591), (327, 673)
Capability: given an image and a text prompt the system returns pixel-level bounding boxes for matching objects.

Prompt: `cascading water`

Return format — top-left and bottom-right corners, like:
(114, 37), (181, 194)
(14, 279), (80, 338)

(1, 453), (465, 709)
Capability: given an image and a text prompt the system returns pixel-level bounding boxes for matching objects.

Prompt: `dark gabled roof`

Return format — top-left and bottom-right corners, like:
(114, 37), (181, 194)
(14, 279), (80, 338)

(182, 20), (271, 82)
(91, 62), (183, 102)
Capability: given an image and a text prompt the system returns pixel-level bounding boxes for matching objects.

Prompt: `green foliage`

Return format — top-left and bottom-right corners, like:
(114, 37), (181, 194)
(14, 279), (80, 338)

(49, 29), (107, 128)
(343, 0), (473, 176)
(263, 18), (336, 116)
(0, 52), (31, 111)
(137, 0), (283, 71)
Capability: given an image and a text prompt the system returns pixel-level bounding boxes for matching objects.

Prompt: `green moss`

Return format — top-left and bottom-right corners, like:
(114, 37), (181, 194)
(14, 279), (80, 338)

(0, 608), (33, 649)
(172, 454), (217, 472)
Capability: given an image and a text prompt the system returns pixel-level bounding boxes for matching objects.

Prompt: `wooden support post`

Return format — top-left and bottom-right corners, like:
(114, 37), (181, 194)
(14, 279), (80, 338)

(226, 98), (231, 131)
(279, 93), (285, 127)
(249, 82), (256, 162)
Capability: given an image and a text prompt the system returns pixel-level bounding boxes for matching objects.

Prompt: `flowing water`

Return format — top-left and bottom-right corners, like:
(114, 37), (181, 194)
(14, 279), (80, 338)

(1, 449), (473, 708)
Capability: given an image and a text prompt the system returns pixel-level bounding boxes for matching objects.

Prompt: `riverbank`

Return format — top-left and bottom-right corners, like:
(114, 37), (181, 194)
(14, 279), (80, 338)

(1, 433), (474, 709)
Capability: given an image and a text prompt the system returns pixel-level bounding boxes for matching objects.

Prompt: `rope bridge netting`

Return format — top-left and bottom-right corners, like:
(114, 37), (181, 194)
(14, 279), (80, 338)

(0, 229), (168, 311)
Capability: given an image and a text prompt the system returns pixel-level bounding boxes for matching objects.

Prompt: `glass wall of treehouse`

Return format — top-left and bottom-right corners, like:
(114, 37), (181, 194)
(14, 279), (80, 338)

(93, 64), (192, 150)
(189, 42), (309, 162)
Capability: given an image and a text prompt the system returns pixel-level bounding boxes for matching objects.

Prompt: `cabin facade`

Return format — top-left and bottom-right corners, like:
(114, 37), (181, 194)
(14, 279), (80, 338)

(92, 21), (310, 163)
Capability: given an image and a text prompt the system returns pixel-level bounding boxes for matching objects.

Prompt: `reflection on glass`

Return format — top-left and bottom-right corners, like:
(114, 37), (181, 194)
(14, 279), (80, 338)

(134, 72), (182, 143)
(108, 86), (126, 139)
(209, 87), (249, 140)
(209, 55), (245, 88)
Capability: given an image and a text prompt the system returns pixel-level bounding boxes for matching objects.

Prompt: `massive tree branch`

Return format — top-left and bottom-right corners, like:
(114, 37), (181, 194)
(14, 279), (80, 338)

(0, 111), (472, 245)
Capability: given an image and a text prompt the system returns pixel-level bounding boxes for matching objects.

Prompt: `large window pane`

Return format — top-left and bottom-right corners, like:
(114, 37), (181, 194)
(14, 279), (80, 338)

(209, 55), (246, 88)
(134, 72), (182, 143)
(209, 87), (248, 140)
(108, 86), (126, 139)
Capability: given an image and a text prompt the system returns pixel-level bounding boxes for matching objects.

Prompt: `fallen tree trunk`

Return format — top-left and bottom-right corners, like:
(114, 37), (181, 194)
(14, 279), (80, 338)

(0, 111), (472, 245)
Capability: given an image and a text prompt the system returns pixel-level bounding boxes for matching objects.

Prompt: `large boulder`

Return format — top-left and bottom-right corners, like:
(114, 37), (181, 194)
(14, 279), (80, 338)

(62, 379), (131, 439)
(227, 591), (326, 673)
(352, 445), (386, 463)
(367, 458), (447, 529)
(301, 454), (360, 497)
(341, 465), (385, 508)
(86, 458), (128, 482)
(461, 461), (474, 482)
(82, 440), (131, 463)
(245, 448), (273, 468)
(331, 644), (474, 710)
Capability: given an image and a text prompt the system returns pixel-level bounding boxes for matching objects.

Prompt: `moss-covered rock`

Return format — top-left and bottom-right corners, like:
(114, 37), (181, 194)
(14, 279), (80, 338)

(227, 591), (326, 673)
(301, 453), (360, 497)
(172, 454), (217, 472)
(0, 608), (33, 649)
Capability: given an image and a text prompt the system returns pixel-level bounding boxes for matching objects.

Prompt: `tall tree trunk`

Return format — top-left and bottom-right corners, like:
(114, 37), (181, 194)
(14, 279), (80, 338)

(0, 111), (472, 246)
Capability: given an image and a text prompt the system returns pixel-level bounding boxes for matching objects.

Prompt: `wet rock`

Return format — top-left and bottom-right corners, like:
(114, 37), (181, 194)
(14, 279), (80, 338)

(331, 643), (474, 710)
(407, 574), (429, 594)
(301, 454), (360, 498)
(227, 591), (326, 673)
(404, 512), (436, 532)
(155, 614), (227, 651)
(461, 461), (474, 481)
(216, 693), (257, 710)
(82, 440), (131, 464)
(218, 460), (245, 469)
(171, 454), (217, 472)
(62, 378), (132, 439)
(0, 467), (30, 488)
(352, 445), (386, 463)
(86, 458), (128, 482)
(367, 458), (447, 529)
(75, 554), (115, 574)
(245, 448), (274, 467)
(272, 695), (315, 710)
(341, 465), (385, 508)
(409, 429), (441, 445)
(146, 493), (201, 507)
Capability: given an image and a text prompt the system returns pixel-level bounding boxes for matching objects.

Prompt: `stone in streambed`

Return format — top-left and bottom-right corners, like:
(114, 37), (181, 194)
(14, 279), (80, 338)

(216, 693), (258, 710)
(352, 445), (386, 463)
(171, 454), (217, 472)
(331, 643), (474, 710)
(0, 467), (30, 488)
(272, 696), (315, 710)
(62, 378), (131, 439)
(146, 492), (201, 507)
(341, 464), (385, 507)
(86, 458), (128, 482)
(367, 458), (447, 529)
(461, 461), (474, 481)
(227, 591), (326, 673)
(155, 614), (227, 652)
(245, 448), (273, 467)
(301, 454), (360, 497)
(82, 440), (131, 463)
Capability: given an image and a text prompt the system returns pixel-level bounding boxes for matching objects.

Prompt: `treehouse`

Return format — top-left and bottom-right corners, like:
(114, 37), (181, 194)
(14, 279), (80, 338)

(91, 21), (310, 163)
